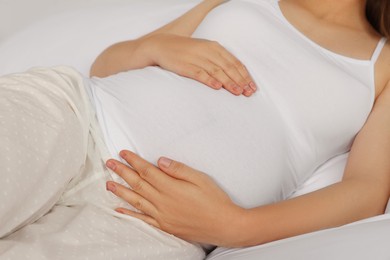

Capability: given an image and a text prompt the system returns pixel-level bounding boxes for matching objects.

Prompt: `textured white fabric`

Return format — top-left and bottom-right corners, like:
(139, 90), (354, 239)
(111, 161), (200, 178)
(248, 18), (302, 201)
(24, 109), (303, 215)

(90, 0), (380, 209)
(0, 0), (201, 76)
(0, 67), (88, 237)
(0, 67), (204, 259)
(207, 214), (390, 259)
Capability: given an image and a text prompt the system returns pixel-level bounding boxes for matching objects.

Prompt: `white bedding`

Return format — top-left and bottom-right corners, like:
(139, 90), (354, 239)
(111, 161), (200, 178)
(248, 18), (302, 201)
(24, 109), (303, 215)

(0, 0), (199, 76)
(208, 215), (390, 260)
(0, 66), (205, 259)
(0, 0), (389, 259)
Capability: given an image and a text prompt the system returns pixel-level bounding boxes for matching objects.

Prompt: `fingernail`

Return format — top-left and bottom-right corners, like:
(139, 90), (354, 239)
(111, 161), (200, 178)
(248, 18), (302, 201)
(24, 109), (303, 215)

(244, 85), (252, 93)
(159, 157), (172, 168)
(212, 81), (222, 89)
(249, 82), (257, 91)
(106, 182), (117, 192)
(120, 150), (127, 158)
(233, 85), (242, 94)
(115, 209), (125, 214)
(106, 161), (116, 170)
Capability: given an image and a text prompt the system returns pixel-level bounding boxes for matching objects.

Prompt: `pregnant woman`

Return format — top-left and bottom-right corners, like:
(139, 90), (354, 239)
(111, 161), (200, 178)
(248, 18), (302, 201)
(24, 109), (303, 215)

(91, 0), (390, 247)
(0, 0), (389, 258)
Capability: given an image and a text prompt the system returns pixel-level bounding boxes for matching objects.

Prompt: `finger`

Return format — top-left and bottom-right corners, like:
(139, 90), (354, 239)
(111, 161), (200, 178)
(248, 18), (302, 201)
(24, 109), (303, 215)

(218, 49), (257, 92)
(177, 64), (223, 90)
(106, 159), (159, 200)
(116, 208), (160, 229)
(232, 64), (255, 97)
(106, 181), (158, 217)
(118, 150), (169, 188)
(158, 157), (203, 185)
(211, 55), (255, 97)
(205, 42), (249, 93)
(179, 62), (244, 96)
(239, 65), (257, 92)
(190, 53), (243, 95)
(207, 41), (257, 95)
(203, 62), (243, 96)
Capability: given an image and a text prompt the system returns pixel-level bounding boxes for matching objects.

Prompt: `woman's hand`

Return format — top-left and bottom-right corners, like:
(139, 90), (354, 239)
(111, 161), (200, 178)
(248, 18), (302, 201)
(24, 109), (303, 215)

(91, 0), (256, 97)
(141, 33), (257, 97)
(105, 150), (245, 246)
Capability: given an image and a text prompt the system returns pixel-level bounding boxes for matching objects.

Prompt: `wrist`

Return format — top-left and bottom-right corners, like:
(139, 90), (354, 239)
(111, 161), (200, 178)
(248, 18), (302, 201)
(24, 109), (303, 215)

(215, 205), (254, 247)
(204, 0), (229, 7)
(134, 35), (159, 67)
(217, 206), (268, 248)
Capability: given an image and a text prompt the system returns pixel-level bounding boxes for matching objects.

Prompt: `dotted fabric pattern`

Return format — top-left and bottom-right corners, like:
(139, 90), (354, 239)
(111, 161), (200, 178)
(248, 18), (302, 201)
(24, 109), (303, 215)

(0, 67), (86, 237)
(0, 67), (204, 259)
(1, 205), (204, 260)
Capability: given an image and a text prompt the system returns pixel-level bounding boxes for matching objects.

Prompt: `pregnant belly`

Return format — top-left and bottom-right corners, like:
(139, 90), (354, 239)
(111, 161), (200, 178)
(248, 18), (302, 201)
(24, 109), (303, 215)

(90, 67), (300, 208)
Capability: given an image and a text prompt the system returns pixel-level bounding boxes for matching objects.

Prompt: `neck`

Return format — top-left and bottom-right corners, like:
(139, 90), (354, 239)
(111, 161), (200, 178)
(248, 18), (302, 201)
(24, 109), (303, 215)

(285, 0), (367, 30)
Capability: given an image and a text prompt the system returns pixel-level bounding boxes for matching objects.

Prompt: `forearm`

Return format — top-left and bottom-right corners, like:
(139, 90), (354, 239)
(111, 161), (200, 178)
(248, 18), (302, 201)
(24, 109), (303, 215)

(227, 178), (388, 247)
(225, 84), (390, 248)
(90, 0), (225, 77)
(149, 0), (227, 37)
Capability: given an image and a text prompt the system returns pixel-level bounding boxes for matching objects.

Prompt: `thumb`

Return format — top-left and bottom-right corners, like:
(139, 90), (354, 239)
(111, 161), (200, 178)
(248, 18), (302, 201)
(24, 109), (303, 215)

(158, 157), (195, 182)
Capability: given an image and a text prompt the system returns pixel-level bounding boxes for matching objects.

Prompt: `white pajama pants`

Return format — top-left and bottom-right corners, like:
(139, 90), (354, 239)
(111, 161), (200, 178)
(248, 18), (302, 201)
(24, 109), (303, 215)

(0, 67), (204, 259)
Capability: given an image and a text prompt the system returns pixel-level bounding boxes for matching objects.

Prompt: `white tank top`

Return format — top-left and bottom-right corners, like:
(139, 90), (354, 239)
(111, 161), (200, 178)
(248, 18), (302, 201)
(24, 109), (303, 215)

(88, 0), (387, 208)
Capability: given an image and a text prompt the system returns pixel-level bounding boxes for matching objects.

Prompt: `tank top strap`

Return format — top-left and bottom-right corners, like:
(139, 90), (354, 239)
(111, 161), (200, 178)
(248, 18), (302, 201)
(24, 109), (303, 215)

(371, 37), (387, 63)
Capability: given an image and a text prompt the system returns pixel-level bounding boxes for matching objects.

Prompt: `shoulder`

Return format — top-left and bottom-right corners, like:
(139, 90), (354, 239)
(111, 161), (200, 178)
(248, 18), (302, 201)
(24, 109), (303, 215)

(374, 76), (390, 111)
(375, 40), (390, 100)
(382, 40), (390, 71)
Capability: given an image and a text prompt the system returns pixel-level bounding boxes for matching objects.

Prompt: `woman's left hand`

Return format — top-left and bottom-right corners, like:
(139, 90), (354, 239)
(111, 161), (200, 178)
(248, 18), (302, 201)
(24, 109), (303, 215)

(105, 150), (244, 246)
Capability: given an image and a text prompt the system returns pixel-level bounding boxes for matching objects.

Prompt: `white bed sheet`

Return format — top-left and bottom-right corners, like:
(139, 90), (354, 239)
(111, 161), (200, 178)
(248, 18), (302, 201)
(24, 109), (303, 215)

(208, 215), (390, 260)
(1, 0), (389, 259)
(0, 0), (137, 40)
(0, 0), (200, 76)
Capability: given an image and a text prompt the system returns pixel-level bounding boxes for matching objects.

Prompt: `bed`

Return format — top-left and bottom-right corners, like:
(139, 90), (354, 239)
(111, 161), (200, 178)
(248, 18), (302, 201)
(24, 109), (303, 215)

(1, 0), (389, 259)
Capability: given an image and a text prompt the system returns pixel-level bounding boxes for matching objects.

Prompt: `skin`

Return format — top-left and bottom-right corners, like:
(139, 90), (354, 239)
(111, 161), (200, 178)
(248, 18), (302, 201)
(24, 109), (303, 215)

(279, 0), (390, 98)
(93, 0), (390, 247)
(90, 0), (257, 97)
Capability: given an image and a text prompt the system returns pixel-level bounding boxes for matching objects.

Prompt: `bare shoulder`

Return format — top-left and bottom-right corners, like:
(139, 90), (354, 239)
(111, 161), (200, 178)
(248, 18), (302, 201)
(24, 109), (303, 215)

(379, 78), (390, 105)
(374, 74), (390, 110)
(382, 40), (390, 72)
(375, 40), (390, 99)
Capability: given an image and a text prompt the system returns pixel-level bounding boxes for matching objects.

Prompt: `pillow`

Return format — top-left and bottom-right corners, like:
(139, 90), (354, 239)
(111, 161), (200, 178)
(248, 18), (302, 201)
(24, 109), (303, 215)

(0, 0), (200, 76)
(208, 215), (390, 259)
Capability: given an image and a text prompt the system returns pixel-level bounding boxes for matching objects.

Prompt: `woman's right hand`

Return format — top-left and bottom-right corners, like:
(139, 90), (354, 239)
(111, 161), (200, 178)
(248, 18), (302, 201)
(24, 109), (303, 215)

(141, 33), (257, 97)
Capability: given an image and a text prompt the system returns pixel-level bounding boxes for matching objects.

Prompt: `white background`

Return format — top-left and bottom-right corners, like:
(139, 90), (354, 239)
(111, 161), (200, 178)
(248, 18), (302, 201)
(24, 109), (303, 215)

(0, 0), (136, 40)
(0, 0), (192, 76)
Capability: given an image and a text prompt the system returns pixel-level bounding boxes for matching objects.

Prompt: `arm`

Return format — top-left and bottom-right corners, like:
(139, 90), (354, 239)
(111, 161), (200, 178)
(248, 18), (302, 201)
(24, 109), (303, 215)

(104, 84), (390, 247)
(143, 0), (229, 37)
(234, 81), (390, 246)
(90, 0), (225, 77)
(90, 0), (256, 96)
(234, 80), (390, 245)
